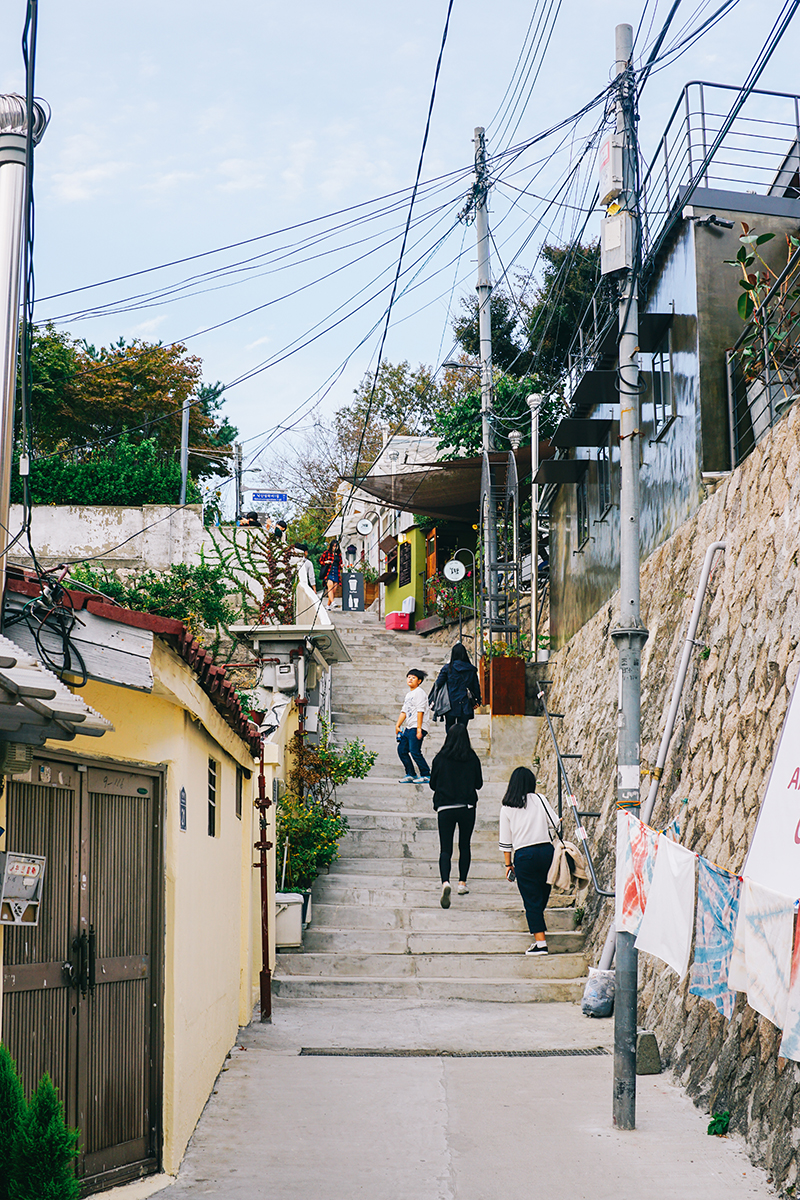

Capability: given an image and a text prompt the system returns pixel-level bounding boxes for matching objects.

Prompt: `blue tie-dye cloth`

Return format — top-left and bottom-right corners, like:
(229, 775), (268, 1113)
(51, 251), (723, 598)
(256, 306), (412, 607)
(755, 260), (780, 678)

(689, 858), (741, 1018)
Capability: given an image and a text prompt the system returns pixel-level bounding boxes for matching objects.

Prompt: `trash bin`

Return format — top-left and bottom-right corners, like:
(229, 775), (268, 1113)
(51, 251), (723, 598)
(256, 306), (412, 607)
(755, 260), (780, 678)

(275, 892), (303, 948)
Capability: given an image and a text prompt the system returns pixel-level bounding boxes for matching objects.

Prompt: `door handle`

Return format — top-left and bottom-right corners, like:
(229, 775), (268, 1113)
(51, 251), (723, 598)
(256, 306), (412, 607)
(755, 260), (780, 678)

(72, 931), (89, 996)
(88, 924), (96, 994)
(61, 961), (75, 987)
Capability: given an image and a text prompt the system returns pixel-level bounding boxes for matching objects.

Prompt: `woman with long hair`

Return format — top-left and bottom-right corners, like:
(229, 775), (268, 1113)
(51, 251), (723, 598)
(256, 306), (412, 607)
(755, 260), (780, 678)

(433, 642), (482, 732)
(319, 538), (342, 607)
(499, 766), (560, 955)
(428, 723), (483, 909)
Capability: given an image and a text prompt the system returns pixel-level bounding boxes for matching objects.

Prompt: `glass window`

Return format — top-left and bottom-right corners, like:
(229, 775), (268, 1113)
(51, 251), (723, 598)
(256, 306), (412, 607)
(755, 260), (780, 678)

(597, 439), (611, 514)
(235, 765), (243, 821)
(650, 333), (673, 435)
(576, 473), (589, 548)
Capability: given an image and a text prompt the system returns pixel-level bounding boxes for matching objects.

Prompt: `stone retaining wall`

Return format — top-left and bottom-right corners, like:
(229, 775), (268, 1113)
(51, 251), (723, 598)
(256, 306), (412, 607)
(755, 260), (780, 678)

(536, 401), (800, 1191)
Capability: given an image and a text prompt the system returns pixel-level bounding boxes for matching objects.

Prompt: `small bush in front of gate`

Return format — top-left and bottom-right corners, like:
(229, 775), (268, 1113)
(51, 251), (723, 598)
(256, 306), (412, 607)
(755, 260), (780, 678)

(0, 1044), (25, 1200)
(9, 1074), (79, 1200)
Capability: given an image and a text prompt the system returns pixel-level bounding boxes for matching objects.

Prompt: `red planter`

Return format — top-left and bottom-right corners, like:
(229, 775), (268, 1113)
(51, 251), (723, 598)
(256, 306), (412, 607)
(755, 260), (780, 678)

(487, 656), (526, 716)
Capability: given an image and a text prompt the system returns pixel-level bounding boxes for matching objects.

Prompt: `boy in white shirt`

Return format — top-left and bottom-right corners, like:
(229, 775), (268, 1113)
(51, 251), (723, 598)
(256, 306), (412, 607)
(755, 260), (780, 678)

(395, 669), (431, 783)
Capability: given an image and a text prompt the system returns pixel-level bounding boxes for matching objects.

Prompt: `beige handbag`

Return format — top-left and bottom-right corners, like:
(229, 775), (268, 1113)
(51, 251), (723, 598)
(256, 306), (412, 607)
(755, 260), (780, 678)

(538, 795), (589, 889)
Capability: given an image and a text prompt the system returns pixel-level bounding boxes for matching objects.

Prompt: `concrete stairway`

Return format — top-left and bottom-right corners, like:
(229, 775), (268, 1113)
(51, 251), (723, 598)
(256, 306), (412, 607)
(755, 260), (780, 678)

(273, 608), (588, 1002)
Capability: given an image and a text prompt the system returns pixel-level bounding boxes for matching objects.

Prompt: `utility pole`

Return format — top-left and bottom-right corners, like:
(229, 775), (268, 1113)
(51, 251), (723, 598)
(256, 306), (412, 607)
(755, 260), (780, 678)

(0, 97), (47, 591)
(604, 23), (648, 1132)
(473, 126), (498, 631)
(527, 395), (540, 654)
(235, 442), (243, 524)
(179, 396), (190, 506)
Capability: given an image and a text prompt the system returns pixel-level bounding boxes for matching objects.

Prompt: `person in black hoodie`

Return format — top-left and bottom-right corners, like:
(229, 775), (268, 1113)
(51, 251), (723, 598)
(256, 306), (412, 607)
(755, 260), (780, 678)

(428, 723), (483, 908)
(434, 643), (482, 732)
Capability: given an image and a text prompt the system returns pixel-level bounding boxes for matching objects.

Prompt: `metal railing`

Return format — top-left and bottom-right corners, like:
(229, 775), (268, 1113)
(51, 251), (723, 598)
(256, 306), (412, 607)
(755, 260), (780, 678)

(727, 243), (800, 466)
(535, 680), (613, 898)
(640, 81), (800, 264)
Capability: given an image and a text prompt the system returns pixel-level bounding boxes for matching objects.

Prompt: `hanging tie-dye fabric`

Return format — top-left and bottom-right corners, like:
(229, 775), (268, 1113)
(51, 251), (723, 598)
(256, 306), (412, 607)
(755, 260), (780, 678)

(615, 809), (659, 937)
(689, 858), (742, 1018)
(635, 837), (697, 980)
(727, 879), (795, 1029)
(778, 922), (800, 1061)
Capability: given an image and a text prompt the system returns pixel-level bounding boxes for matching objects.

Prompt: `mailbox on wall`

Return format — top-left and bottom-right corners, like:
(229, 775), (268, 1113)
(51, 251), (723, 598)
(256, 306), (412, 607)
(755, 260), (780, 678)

(0, 851), (46, 926)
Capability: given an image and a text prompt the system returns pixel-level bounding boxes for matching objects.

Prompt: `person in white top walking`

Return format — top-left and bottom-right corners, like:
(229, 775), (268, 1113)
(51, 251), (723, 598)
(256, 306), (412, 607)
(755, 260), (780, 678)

(499, 766), (561, 955)
(395, 669), (431, 783)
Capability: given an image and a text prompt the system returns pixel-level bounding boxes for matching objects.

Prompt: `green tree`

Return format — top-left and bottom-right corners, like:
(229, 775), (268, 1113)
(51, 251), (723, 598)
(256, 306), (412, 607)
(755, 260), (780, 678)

(0, 1046), (25, 1200)
(432, 372), (565, 459)
(20, 326), (237, 480)
(453, 290), (532, 376)
(9, 1074), (79, 1200)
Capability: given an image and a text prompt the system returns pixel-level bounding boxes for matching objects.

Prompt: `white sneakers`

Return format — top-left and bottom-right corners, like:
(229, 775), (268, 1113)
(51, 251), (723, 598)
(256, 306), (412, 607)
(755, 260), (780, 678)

(440, 882), (451, 909)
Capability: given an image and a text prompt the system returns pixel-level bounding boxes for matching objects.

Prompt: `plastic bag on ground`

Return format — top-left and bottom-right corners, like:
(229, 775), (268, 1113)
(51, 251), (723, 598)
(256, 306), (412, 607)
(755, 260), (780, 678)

(582, 966), (615, 1017)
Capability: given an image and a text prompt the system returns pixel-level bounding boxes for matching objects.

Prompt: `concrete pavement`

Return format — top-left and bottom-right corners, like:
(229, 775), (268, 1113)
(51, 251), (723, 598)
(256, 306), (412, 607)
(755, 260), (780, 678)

(109, 998), (776, 1200)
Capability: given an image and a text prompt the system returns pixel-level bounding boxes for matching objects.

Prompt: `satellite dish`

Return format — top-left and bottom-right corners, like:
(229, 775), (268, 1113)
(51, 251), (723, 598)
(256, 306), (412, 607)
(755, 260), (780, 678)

(443, 559), (466, 582)
(356, 519), (373, 535)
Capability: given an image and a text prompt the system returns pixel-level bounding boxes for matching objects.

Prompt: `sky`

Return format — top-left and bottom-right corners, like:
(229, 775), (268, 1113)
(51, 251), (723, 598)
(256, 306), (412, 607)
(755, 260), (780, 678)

(0, 0), (796, 503)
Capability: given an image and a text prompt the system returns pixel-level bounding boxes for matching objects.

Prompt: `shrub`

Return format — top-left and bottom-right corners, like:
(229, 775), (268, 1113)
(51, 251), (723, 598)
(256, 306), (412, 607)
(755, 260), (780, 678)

(0, 1046), (25, 1200)
(276, 794), (348, 891)
(69, 562), (232, 646)
(10, 433), (202, 507)
(9, 1074), (79, 1200)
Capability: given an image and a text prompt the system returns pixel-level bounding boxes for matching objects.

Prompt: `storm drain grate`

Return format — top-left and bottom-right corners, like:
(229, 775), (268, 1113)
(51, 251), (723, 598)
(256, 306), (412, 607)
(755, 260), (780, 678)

(299, 1047), (609, 1058)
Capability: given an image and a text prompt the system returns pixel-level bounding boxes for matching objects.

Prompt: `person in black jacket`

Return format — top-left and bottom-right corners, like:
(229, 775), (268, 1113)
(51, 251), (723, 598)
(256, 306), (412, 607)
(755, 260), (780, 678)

(433, 643), (482, 732)
(428, 723), (483, 908)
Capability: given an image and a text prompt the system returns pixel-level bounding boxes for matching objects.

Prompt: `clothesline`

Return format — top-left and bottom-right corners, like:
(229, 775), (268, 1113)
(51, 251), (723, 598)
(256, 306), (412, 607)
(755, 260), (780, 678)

(616, 810), (800, 1059)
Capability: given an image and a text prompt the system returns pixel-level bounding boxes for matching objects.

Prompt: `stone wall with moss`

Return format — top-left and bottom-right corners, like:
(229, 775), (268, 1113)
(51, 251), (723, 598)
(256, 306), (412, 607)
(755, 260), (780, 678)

(536, 401), (800, 1191)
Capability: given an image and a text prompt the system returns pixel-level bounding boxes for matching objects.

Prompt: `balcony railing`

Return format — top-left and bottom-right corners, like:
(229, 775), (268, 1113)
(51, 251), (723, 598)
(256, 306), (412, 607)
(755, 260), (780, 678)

(727, 244), (800, 466)
(640, 81), (800, 266)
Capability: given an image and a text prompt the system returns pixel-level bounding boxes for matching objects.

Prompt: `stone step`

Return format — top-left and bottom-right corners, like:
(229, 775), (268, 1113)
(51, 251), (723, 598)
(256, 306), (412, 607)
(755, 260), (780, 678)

(271, 976), (586, 1002)
(311, 877), (574, 908)
(327, 858), (515, 879)
(310, 902), (578, 933)
(301, 929), (585, 955)
(274, 950), (587, 980)
(341, 811), (507, 830)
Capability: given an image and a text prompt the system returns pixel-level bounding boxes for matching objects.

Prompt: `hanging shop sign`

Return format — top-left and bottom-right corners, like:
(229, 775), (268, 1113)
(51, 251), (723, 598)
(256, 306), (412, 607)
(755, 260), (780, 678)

(356, 519), (373, 536)
(744, 667), (800, 896)
(443, 559), (466, 582)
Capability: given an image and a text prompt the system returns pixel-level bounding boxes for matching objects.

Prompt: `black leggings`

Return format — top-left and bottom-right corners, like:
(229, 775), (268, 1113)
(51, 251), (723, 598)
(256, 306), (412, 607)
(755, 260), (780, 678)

(437, 806), (476, 883)
(514, 842), (555, 934)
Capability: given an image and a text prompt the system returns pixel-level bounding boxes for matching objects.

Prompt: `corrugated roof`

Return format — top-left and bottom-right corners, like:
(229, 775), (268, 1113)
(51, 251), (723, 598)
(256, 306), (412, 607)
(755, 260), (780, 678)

(0, 631), (112, 745)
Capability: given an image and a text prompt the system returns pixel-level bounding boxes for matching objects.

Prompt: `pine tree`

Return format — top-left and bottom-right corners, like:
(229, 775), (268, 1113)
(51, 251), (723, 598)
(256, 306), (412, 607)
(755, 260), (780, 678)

(9, 1075), (79, 1200)
(0, 1045), (25, 1200)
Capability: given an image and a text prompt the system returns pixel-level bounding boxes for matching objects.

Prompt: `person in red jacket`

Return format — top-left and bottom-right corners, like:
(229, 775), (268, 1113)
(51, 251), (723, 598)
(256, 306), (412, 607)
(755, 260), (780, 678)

(319, 538), (342, 607)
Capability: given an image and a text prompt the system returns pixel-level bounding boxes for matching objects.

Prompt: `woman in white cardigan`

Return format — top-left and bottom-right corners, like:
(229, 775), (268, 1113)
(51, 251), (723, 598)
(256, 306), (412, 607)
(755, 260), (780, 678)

(499, 766), (560, 956)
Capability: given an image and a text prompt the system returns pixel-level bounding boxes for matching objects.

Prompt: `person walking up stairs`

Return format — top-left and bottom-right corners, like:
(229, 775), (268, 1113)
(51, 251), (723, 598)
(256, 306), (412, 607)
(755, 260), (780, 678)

(272, 608), (588, 1001)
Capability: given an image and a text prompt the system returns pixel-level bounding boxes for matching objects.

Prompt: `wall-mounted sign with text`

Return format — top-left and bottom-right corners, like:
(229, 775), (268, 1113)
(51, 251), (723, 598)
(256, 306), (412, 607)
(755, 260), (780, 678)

(251, 492), (288, 503)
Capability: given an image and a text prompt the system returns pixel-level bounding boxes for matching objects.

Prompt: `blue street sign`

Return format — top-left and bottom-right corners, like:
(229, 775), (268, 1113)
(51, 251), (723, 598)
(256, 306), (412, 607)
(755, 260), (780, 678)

(251, 492), (288, 502)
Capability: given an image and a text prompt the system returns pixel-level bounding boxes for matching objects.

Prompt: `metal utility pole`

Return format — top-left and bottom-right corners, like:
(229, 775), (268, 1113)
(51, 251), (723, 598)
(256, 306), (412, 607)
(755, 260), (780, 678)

(235, 442), (243, 523)
(0, 96), (47, 589)
(254, 741), (273, 1022)
(179, 396), (190, 505)
(473, 126), (498, 630)
(475, 127), (493, 457)
(606, 22), (648, 1132)
(527, 395), (541, 654)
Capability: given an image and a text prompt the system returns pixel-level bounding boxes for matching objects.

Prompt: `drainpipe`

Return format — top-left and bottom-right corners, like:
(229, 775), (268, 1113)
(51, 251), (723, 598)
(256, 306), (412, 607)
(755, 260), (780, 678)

(640, 541), (725, 824)
(254, 739), (273, 1022)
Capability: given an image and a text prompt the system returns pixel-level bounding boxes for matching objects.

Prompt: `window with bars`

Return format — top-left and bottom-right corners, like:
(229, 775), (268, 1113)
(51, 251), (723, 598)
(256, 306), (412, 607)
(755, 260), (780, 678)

(208, 758), (218, 837)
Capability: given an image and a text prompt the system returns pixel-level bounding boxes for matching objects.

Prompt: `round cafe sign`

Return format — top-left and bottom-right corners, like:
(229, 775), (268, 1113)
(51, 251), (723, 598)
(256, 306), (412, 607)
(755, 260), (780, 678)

(443, 559), (466, 582)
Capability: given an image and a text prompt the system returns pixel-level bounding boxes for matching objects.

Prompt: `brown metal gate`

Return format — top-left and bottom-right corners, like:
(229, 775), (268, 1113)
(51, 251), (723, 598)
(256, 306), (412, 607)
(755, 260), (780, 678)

(2, 756), (163, 1190)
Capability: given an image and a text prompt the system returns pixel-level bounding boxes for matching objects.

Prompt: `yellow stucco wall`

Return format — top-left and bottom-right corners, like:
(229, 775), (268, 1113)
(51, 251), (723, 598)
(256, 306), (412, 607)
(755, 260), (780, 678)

(48, 639), (271, 1176)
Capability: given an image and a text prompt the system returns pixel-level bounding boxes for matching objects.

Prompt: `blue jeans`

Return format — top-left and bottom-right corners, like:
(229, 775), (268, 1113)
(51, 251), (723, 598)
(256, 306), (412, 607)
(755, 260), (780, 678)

(397, 728), (430, 777)
(514, 842), (555, 934)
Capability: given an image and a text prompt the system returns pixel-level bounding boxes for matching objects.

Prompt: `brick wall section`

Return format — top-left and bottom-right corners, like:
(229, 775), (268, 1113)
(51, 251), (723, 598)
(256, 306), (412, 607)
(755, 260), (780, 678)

(536, 401), (800, 1190)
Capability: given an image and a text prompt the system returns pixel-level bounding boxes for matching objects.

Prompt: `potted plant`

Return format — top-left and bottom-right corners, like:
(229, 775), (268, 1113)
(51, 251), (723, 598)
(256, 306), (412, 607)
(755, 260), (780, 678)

(276, 793), (348, 937)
